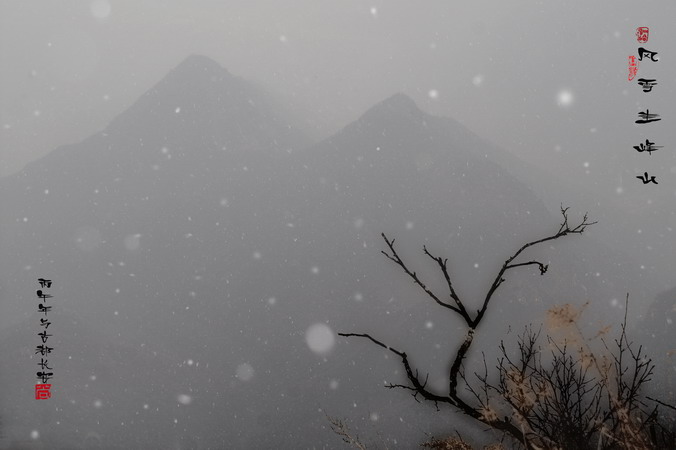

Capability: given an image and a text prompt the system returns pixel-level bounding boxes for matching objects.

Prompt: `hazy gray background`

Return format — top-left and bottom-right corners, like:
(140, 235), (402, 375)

(1, 1), (675, 449)
(2, 0), (675, 183)
(4, 0), (676, 288)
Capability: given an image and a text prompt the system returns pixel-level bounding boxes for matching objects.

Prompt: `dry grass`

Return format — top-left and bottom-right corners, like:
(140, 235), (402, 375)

(421, 436), (505, 450)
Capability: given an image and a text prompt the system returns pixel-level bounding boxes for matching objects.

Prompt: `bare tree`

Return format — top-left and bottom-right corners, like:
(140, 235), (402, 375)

(339, 207), (597, 448)
(339, 207), (676, 448)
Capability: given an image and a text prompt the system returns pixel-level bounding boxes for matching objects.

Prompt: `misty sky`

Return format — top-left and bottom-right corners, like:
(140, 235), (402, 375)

(2, 0), (676, 284)
(2, 0), (675, 199)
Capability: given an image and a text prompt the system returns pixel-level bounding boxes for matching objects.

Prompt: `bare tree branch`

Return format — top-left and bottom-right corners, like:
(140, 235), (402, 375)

(504, 261), (548, 275)
(326, 414), (368, 450)
(474, 206), (596, 328)
(337, 333), (405, 358)
(423, 245), (472, 325)
(647, 396), (676, 412)
(338, 332), (452, 406)
(339, 207), (608, 450)
(380, 234), (464, 316)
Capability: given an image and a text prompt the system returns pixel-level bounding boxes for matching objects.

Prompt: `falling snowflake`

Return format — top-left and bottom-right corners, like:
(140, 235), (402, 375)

(236, 363), (254, 381)
(557, 90), (574, 107)
(177, 394), (192, 405)
(305, 323), (335, 355)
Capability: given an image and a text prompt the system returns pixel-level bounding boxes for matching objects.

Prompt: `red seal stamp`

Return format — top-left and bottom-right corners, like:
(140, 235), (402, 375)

(628, 55), (639, 81)
(35, 383), (52, 400)
(636, 27), (649, 43)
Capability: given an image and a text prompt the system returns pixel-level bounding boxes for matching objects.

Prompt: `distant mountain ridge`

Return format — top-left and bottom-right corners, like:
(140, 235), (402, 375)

(0, 54), (655, 448)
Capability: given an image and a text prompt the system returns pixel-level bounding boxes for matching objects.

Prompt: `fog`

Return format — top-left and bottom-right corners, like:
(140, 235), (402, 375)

(1, 1), (674, 449)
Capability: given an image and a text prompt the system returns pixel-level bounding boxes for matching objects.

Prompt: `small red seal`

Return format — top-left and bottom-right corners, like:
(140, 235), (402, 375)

(35, 384), (52, 400)
(636, 27), (649, 43)
(628, 55), (639, 81)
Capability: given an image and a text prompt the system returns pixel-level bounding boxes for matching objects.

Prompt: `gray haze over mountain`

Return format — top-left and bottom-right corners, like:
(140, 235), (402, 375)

(3, 1), (676, 183)
(3, 1), (676, 286)
(1, 54), (673, 449)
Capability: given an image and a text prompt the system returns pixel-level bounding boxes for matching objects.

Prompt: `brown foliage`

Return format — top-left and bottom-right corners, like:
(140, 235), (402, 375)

(337, 207), (676, 449)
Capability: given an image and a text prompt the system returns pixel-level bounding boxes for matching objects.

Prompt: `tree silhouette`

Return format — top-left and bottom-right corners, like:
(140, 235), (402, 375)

(338, 207), (674, 448)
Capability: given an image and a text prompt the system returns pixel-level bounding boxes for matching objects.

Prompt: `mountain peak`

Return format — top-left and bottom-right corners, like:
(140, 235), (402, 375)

(357, 93), (424, 124)
(374, 93), (420, 113)
(105, 54), (237, 135)
(168, 54), (231, 80)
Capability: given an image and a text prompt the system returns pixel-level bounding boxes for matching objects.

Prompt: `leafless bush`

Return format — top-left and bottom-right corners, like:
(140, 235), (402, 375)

(337, 207), (675, 449)
(469, 301), (675, 449)
(326, 414), (369, 450)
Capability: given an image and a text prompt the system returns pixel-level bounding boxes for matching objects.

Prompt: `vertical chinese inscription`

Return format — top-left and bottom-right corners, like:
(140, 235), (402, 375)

(35, 278), (54, 399)
(630, 27), (664, 185)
